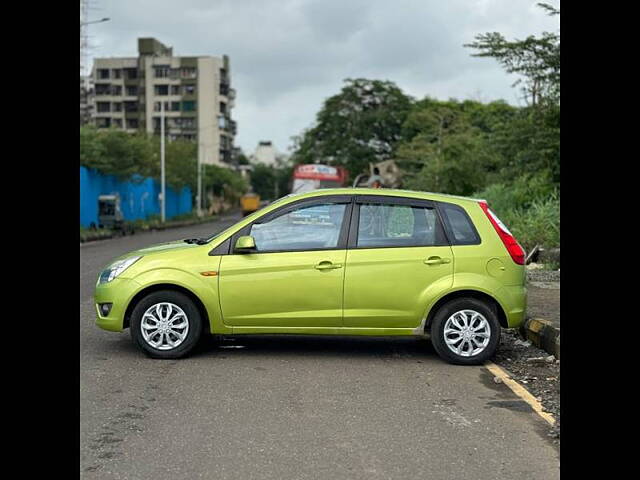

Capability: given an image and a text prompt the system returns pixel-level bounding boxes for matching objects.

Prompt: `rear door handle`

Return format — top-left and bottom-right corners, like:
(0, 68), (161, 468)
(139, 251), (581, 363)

(424, 256), (451, 265)
(315, 261), (343, 270)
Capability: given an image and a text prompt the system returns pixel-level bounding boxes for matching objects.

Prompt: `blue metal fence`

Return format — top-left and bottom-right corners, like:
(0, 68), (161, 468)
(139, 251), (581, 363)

(80, 166), (193, 227)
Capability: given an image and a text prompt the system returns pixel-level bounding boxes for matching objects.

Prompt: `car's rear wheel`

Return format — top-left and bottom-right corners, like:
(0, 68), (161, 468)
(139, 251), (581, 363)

(130, 290), (202, 359)
(430, 297), (500, 365)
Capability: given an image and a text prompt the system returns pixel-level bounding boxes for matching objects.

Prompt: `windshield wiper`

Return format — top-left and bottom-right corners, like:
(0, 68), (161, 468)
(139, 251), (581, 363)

(183, 238), (209, 245)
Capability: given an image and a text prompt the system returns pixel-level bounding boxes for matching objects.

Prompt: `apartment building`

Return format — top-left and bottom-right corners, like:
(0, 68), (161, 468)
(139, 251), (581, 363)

(249, 141), (290, 167)
(91, 38), (236, 166)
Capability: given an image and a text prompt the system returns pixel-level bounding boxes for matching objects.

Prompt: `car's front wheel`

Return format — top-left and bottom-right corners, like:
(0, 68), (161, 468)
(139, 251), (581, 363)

(130, 290), (203, 359)
(430, 297), (501, 365)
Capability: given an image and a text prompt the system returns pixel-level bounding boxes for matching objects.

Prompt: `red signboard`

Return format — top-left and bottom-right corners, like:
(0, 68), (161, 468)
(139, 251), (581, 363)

(293, 164), (347, 182)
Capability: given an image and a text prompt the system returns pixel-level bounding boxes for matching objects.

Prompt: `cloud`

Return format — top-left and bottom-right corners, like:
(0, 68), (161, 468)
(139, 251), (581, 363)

(90, 0), (559, 154)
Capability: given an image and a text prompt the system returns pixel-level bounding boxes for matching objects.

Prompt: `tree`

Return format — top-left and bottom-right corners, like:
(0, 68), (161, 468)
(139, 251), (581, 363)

(164, 140), (197, 191)
(397, 100), (494, 195)
(80, 126), (104, 167)
(465, 3), (560, 107)
(249, 163), (278, 200)
(82, 129), (155, 181)
(202, 164), (247, 206)
(464, 2), (560, 184)
(290, 78), (413, 176)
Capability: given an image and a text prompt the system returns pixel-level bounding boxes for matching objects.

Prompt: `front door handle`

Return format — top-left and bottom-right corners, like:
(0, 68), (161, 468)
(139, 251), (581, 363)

(315, 261), (343, 270)
(424, 256), (451, 265)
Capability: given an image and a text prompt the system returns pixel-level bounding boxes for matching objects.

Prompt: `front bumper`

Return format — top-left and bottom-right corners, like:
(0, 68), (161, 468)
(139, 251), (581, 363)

(94, 277), (141, 332)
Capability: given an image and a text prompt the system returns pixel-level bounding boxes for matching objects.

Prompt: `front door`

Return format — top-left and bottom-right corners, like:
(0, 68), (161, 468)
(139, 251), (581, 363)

(219, 198), (352, 328)
(343, 198), (454, 328)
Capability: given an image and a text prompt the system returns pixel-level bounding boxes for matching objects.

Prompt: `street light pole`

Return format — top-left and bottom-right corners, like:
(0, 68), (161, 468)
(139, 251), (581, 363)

(80, 17), (110, 26)
(197, 146), (203, 217)
(79, 16), (110, 76)
(160, 101), (166, 223)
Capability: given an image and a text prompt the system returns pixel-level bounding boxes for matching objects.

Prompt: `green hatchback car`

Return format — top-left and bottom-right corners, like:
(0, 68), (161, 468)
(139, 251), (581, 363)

(95, 188), (526, 365)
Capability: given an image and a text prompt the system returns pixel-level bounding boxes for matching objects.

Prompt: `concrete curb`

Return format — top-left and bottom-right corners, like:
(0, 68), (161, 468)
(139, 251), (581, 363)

(520, 318), (560, 359)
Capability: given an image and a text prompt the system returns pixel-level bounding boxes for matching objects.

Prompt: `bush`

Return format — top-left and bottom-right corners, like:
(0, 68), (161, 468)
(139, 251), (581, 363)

(474, 173), (555, 212)
(501, 192), (560, 250)
(80, 227), (113, 242)
(474, 174), (559, 251)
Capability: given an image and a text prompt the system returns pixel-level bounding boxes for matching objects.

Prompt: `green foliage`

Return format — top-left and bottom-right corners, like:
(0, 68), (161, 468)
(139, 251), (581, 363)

(249, 163), (292, 200)
(80, 126), (104, 167)
(474, 172), (555, 213)
(203, 164), (248, 204)
(235, 153), (250, 165)
(397, 99), (500, 195)
(80, 127), (155, 181)
(80, 126), (247, 208)
(462, 2), (560, 182)
(290, 78), (412, 175)
(503, 193), (560, 250)
(165, 140), (197, 191)
(80, 227), (114, 242)
(465, 3), (560, 106)
(474, 174), (559, 249)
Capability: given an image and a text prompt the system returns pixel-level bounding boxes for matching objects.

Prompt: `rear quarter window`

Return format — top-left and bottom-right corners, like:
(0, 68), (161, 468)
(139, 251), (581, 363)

(438, 202), (481, 245)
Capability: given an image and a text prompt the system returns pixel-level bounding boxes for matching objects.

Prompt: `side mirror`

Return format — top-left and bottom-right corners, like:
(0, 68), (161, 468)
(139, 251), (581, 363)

(234, 235), (257, 253)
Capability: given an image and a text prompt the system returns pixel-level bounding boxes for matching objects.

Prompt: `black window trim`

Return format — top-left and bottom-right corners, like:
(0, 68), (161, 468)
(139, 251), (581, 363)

(348, 196), (450, 250)
(208, 194), (482, 255)
(223, 195), (355, 255)
(209, 237), (231, 256)
(435, 201), (482, 246)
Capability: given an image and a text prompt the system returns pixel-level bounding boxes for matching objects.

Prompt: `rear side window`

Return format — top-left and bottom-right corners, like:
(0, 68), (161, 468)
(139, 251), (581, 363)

(356, 203), (446, 248)
(438, 203), (481, 245)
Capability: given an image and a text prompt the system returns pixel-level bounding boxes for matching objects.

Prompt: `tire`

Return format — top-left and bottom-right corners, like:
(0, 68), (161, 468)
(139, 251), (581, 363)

(130, 290), (203, 359)
(430, 297), (501, 365)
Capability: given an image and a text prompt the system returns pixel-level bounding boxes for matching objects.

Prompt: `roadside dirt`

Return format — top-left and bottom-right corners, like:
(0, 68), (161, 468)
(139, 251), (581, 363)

(493, 268), (560, 444)
(527, 268), (560, 327)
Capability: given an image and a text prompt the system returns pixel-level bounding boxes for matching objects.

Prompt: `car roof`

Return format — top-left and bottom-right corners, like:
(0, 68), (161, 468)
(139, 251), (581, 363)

(283, 188), (484, 206)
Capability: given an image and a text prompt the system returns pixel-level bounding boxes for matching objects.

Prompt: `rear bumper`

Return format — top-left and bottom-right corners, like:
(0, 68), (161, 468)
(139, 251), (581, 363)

(94, 277), (141, 332)
(498, 284), (527, 329)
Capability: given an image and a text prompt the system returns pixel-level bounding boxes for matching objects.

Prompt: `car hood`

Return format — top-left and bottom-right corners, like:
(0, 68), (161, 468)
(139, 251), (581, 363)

(113, 240), (203, 262)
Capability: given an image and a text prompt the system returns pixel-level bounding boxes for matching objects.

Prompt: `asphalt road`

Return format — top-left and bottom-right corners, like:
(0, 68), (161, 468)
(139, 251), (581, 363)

(80, 214), (559, 479)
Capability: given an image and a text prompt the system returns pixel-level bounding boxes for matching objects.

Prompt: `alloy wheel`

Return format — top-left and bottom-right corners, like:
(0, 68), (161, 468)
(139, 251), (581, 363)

(140, 302), (190, 351)
(443, 309), (491, 357)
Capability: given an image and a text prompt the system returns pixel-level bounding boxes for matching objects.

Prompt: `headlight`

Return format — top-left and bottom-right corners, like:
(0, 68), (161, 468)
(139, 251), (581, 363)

(98, 256), (142, 284)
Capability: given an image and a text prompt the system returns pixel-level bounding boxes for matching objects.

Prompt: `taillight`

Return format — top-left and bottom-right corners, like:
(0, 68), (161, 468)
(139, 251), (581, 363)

(478, 201), (525, 265)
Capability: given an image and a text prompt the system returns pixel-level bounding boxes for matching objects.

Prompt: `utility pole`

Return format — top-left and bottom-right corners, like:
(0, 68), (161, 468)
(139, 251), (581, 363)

(79, 0), (109, 76)
(160, 101), (166, 223)
(197, 147), (203, 217)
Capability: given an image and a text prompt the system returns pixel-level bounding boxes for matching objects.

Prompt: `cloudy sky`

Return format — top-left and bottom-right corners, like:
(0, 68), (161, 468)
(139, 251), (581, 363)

(88, 0), (559, 155)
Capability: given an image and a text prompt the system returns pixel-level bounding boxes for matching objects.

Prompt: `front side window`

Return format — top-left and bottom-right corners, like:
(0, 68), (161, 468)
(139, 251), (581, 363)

(249, 203), (347, 252)
(357, 203), (444, 248)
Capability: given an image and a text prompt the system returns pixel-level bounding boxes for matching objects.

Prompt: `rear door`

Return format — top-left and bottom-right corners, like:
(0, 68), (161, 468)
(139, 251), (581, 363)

(343, 196), (454, 328)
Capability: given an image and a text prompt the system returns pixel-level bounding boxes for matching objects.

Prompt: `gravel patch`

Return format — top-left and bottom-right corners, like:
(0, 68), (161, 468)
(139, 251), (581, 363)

(527, 268), (560, 283)
(494, 328), (560, 445)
